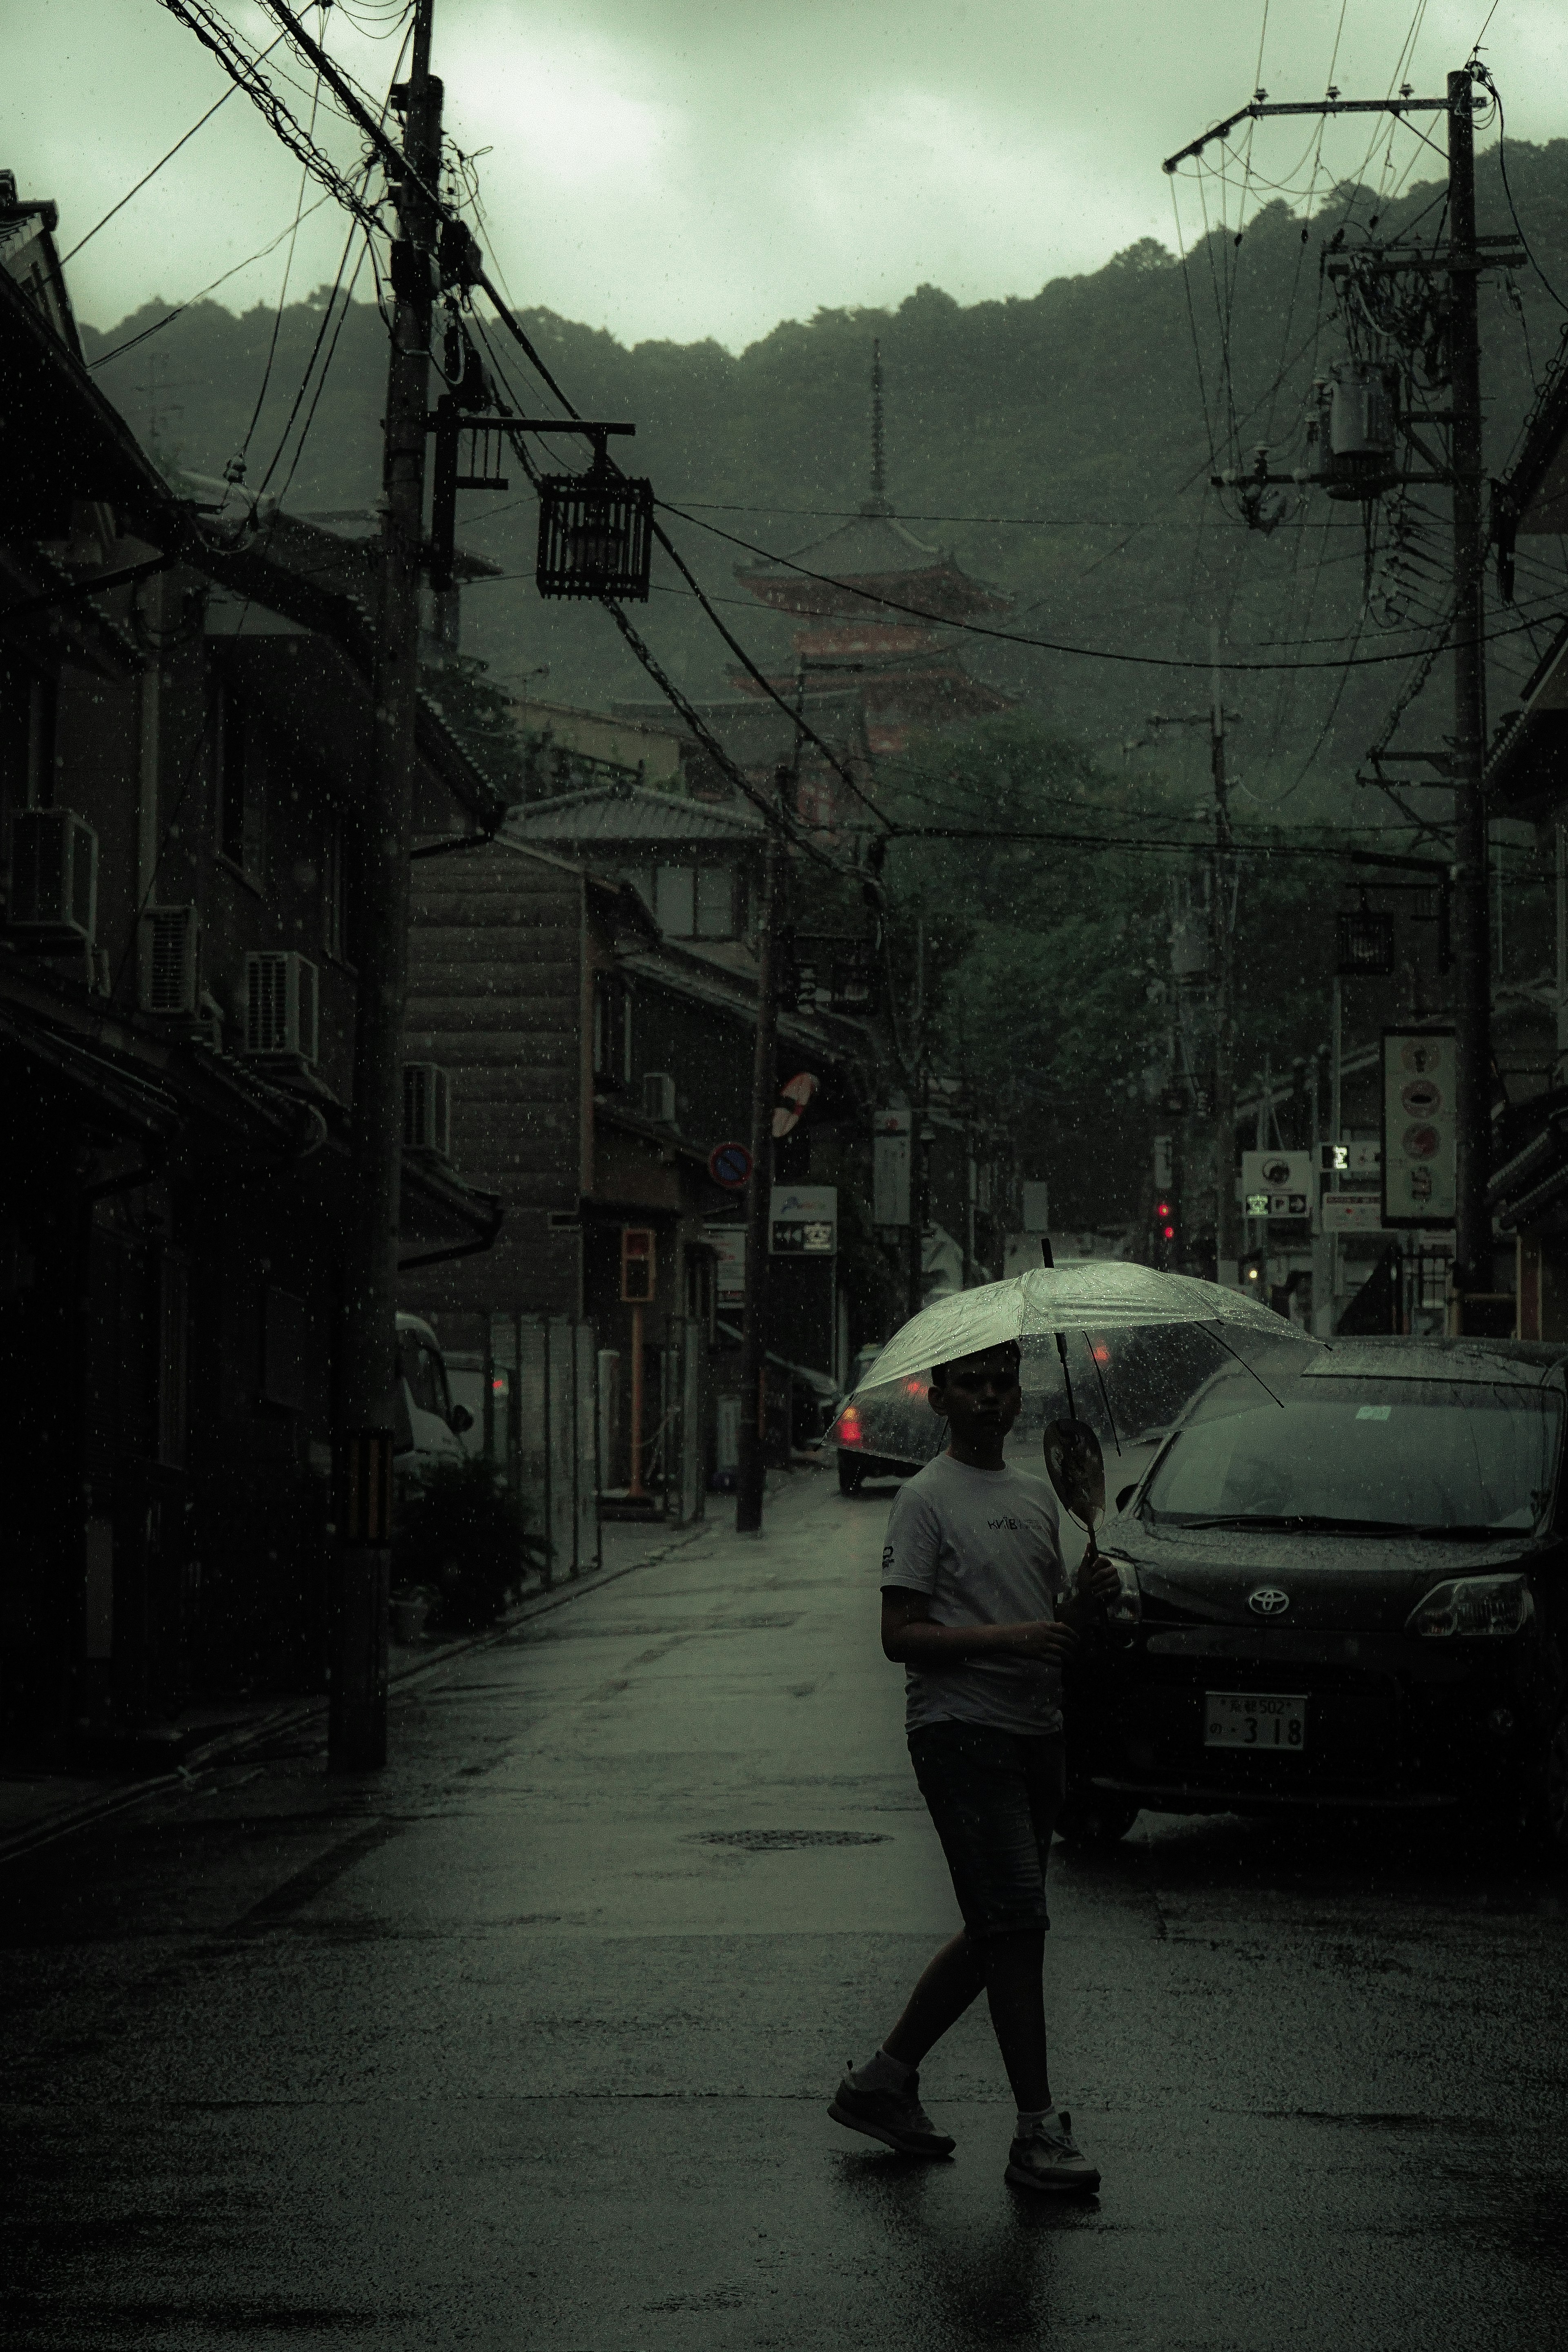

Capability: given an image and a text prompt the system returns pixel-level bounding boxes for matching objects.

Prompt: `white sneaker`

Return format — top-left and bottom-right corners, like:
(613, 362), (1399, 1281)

(1005, 2109), (1100, 2194)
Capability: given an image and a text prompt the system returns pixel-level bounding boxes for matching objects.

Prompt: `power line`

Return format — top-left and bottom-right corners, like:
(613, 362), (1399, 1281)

(85, 190), (339, 372)
(58, 40), (285, 265)
(659, 501), (1559, 674)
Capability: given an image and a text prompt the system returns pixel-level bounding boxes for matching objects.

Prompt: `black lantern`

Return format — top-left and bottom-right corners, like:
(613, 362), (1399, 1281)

(1336, 908), (1395, 977)
(537, 441), (653, 602)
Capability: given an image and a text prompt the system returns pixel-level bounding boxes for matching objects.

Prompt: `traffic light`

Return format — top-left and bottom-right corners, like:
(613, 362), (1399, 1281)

(1240, 1251), (1267, 1294)
(1154, 1196), (1179, 1268)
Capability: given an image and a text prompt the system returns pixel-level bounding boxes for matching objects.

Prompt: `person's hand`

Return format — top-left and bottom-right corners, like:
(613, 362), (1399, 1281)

(1009, 1618), (1079, 1663)
(1076, 1548), (1122, 1608)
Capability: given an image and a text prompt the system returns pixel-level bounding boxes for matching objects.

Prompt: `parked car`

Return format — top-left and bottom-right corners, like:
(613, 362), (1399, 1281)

(394, 1312), (474, 1489)
(831, 1344), (935, 1495)
(1061, 1336), (1568, 1855)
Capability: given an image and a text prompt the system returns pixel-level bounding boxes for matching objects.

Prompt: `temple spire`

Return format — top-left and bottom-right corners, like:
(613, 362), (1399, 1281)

(862, 339), (892, 518)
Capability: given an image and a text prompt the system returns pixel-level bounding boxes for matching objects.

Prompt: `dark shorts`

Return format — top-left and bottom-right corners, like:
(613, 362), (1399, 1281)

(908, 1720), (1067, 1940)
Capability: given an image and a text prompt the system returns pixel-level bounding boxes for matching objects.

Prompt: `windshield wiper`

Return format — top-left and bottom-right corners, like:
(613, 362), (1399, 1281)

(1169, 1513), (1414, 1534)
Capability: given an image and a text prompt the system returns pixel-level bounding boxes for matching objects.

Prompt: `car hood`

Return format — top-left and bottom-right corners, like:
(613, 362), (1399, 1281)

(1102, 1513), (1539, 1633)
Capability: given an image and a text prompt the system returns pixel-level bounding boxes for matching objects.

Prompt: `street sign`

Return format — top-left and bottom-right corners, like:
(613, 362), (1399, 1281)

(1319, 1141), (1349, 1174)
(1241, 1150), (1312, 1220)
(705, 1224), (746, 1305)
(708, 1142), (752, 1189)
(873, 1107), (911, 1227)
(1323, 1196), (1386, 1233)
(620, 1226), (657, 1303)
(771, 1185), (837, 1256)
(1382, 1030), (1456, 1227)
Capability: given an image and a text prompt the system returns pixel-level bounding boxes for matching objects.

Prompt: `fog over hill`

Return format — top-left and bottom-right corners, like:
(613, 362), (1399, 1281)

(81, 141), (1568, 829)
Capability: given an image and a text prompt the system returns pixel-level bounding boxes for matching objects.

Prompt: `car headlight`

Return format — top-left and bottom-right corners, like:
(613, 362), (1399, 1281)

(1405, 1573), (1533, 1639)
(1098, 1550), (1141, 1628)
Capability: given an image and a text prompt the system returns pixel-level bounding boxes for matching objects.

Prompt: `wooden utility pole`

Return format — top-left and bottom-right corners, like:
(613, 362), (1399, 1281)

(1209, 625), (1238, 1284)
(1445, 67), (1492, 1297)
(736, 800), (786, 1535)
(330, 0), (441, 1767)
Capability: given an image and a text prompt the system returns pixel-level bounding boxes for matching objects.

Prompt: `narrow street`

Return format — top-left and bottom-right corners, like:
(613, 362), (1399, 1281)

(4, 1467), (1567, 2352)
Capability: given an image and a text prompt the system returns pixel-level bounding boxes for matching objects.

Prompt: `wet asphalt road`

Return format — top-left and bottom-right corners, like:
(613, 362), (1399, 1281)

(3, 1468), (1568, 2352)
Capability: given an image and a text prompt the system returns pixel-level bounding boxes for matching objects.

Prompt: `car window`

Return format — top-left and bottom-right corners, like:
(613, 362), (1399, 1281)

(1145, 1379), (1561, 1534)
(399, 1332), (448, 1419)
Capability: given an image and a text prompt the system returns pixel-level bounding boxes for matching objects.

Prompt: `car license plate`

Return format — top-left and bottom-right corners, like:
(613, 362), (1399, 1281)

(1204, 1692), (1308, 1751)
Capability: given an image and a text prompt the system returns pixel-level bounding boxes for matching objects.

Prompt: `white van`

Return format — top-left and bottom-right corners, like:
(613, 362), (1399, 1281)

(394, 1312), (473, 1486)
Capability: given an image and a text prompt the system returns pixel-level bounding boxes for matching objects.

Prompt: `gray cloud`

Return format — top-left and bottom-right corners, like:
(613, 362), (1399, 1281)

(10, 0), (1567, 346)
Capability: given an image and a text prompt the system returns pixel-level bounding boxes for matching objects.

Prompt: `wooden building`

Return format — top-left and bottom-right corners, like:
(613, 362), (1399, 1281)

(400, 782), (888, 1498)
(0, 181), (501, 1759)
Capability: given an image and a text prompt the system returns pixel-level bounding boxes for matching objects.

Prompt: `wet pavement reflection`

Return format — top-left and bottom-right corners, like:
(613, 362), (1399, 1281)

(2, 1468), (1566, 2350)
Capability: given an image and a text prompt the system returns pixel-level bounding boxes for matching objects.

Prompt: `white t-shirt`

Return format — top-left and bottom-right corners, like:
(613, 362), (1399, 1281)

(880, 1452), (1067, 1737)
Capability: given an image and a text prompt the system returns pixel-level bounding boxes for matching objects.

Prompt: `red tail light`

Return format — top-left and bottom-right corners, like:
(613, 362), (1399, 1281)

(837, 1405), (864, 1447)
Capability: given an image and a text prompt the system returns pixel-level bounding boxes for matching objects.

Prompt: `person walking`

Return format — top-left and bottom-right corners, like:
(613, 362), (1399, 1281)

(827, 1339), (1118, 2194)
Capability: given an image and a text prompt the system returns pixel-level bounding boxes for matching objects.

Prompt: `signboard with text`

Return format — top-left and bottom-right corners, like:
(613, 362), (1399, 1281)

(1382, 1029), (1456, 1227)
(1323, 1195), (1387, 1234)
(1241, 1150), (1312, 1221)
(873, 1107), (911, 1227)
(771, 1185), (837, 1256)
(705, 1224), (747, 1305)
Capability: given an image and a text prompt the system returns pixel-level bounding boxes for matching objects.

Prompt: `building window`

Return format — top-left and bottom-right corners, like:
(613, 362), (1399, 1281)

(214, 683), (265, 879)
(593, 971), (633, 1090)
(1, 663), (57, 815)
(695, 866), (735, 939)
(654, 865), (695, 938)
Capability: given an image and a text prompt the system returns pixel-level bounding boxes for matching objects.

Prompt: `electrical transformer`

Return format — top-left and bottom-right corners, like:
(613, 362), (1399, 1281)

(1306, 361), (1400, 501)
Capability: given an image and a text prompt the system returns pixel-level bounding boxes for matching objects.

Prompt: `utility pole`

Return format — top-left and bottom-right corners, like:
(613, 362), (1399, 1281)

(906, 914), (927, 1322)
(736, 793), (786, 1535)
(330, 0), (441, 1766)
(1209, 624), (1238, 1285)
(1445, 67), (1491, 1297)
(1168, 64), (1520, 1307)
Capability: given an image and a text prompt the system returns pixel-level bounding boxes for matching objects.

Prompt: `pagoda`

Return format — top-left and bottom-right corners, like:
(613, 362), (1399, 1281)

(734, 343), (1013, 768)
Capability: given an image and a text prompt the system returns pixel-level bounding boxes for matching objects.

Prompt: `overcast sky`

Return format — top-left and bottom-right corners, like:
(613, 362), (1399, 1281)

(11, 1), (1568, 348)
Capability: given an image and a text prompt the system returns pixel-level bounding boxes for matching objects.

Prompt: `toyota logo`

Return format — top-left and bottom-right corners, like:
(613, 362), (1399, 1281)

(1248, 1586), (1291, 1617)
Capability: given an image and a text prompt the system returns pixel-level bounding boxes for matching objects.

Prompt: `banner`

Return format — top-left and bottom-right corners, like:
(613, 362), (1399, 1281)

(1382, 1030), (1456, 1227)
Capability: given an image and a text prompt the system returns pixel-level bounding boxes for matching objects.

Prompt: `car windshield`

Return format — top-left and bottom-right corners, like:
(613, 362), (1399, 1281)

(399, 1332), (449, 1419)
(1143, 1376), (1561, 1535)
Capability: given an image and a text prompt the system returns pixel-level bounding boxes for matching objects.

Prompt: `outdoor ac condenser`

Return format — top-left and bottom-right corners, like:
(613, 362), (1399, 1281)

(642, 1071), (677, 1125)
(244, 951), (319, 1063)
(403, 1061), (451, 1158)
(7, 808), (98, 945)
(140, 904), (201, 1016)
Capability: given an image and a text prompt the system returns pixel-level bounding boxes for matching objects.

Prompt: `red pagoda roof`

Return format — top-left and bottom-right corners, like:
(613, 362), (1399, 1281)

(736, 506), (1011, 624)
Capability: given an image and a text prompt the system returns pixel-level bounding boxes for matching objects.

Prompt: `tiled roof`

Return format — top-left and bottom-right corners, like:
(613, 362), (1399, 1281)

(503, 784), (766, 847)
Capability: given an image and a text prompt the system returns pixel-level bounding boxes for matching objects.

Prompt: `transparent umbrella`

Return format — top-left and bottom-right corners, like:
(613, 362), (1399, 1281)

(853, 1263), (1312, 1399)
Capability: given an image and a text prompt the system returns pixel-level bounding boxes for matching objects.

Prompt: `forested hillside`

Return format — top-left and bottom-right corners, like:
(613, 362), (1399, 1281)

(74, 143), (1568, 1226)
(80, 140), (1568, 820)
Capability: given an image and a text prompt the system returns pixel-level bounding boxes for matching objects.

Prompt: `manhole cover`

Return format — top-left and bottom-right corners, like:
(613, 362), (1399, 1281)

(692, 1830), (890, 1851)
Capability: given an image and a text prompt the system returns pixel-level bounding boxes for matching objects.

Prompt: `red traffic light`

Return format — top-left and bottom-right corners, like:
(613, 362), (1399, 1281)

(1162, 1223), (1176, 1241)
(1156, 1200), (1172, 1220)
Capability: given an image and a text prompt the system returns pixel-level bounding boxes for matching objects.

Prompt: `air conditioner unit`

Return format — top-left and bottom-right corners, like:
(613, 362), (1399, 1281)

(244, 951), (319, 1063)
(403, 1061), (450, 1158)
(642, 1070), (676, 1125)
(7, 808), (98, 945)
(139, 904), (201, 1016)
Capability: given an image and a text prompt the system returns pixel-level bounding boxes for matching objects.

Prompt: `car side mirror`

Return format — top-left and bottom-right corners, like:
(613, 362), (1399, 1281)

(1115, 1483), (1137, 1513)
(449, 1404), (474, 1435)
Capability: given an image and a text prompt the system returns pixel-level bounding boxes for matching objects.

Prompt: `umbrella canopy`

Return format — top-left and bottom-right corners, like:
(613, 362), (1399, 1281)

(854, 1262), (1312, 1396)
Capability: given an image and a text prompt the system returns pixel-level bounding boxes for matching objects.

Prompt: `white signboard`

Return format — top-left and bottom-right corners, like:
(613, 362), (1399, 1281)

(873, 1107), (911, 1227)
(1323, 1195), (1387, 1234)
(1241, 1150), (1312, 1221)
(1382, 1030), (1456, 1227)
(705, 1224), (746, 1306)
(771, 1185), (837, 1256)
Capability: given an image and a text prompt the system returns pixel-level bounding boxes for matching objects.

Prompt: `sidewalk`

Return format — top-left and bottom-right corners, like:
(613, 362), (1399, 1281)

(0, 1495), (744, 1869)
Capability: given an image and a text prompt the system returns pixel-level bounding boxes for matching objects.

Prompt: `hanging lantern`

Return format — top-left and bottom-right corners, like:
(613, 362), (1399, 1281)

(537, 440), (653, 601)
